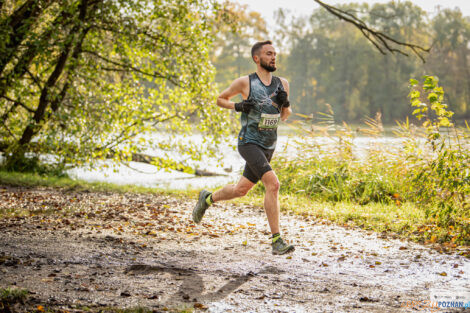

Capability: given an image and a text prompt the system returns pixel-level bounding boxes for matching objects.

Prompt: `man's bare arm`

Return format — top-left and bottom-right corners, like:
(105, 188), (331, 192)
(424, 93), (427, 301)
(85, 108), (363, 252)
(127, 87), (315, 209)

(280, 78), (292, 121)
(216, 77), (249, 110)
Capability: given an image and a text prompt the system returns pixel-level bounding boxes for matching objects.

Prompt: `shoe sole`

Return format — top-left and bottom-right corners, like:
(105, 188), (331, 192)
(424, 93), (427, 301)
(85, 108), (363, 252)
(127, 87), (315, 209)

(272, 245), (295, 255)
(192, 190), (207, 224)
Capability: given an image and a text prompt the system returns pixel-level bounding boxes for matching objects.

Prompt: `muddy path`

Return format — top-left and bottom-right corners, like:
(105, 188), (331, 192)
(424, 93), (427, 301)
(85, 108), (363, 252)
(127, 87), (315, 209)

(0, 185), (468, 312)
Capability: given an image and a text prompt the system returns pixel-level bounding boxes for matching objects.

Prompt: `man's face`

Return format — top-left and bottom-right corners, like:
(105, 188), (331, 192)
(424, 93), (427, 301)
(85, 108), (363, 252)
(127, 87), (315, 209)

(257, 44), (277, 72)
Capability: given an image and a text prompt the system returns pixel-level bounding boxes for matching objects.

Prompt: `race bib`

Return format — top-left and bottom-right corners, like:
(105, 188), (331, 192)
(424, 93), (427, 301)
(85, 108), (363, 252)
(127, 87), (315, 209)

(259, 113), (280, 130)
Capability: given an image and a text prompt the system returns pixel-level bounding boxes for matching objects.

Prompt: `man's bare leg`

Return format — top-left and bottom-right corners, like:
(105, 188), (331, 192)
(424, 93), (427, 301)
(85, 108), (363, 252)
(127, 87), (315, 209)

(261, 170), (294, 254)
(212, 176), (255, 202)
(260, 170), (280, 235)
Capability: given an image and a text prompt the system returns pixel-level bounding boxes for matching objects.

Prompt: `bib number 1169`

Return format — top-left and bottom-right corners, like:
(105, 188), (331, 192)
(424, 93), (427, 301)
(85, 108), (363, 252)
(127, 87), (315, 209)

(259, 113), (280, 130)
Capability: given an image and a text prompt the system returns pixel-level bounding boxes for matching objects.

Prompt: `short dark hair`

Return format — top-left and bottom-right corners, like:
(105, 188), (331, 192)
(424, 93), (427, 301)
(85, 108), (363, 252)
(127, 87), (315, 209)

(251, 40), (273, 60)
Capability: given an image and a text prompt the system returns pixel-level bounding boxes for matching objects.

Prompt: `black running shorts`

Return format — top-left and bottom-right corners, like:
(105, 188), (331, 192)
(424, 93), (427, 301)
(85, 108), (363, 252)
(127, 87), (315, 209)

(238, 143), (275, 184)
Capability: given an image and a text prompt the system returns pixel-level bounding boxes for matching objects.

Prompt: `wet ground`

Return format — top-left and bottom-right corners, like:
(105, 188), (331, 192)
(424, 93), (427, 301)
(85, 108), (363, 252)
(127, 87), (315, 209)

(0, 185), (468, 312)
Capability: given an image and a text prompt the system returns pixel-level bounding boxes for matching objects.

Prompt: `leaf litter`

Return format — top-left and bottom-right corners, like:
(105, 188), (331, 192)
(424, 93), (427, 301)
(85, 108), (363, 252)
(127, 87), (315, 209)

(0, 185), (468, 312)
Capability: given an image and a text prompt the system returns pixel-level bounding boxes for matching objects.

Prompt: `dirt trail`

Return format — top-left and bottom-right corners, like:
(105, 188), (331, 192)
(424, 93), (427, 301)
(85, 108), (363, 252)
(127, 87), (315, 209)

(0, 185), (468, 312)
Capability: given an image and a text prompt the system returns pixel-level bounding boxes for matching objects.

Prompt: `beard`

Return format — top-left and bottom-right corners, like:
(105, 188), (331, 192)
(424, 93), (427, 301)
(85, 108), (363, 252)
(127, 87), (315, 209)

(260, 59), (276, 72)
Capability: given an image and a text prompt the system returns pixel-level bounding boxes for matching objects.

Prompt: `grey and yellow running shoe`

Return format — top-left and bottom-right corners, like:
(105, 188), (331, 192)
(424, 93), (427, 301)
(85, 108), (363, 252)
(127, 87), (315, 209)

(192, 189), (211, 224)
(272, 237), (295, 255)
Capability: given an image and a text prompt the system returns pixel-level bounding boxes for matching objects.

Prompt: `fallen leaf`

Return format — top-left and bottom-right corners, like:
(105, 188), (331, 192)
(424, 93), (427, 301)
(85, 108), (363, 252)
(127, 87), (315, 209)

(41, 278), (54, 282)
(375, 261), (382, 265)
(194, 303), (208, 309)
(439, 272), (447, 276)
(37, 305), (44, 312)
(286, 256), (292, 259)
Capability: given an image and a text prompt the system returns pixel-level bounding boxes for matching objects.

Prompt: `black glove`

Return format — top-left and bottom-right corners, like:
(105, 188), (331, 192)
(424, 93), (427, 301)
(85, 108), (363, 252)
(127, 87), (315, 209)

(234, 99), (255, 113)
(275, 88), (290, 108)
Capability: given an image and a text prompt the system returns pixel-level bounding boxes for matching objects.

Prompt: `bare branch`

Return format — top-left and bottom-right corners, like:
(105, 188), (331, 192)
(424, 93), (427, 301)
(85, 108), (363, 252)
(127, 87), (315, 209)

(313, 0), (430, 62)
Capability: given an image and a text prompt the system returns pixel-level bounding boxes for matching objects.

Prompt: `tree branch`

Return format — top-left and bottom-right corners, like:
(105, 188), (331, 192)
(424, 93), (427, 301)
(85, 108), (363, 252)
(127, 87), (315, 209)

(25, 68), (44, 90)
(1, 95), (35, 113)
(82, 49), (180, 86)
(0, 102), (18, 127)
(313, 0), (430, 62)
(93, 23), (166, 43)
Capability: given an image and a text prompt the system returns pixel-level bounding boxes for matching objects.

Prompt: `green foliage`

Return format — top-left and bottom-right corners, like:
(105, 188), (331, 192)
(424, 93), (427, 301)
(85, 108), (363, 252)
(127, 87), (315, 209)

(404, 75), (469, 229)
(0, 0), (238, 172)
(210, 2), (268, 85)
(269, 155), (398, 205)
(1, 154), (68, 177)
(256, 76), (469, 244)
(212, 2), (470, 123)
(0, 287), (28, 311)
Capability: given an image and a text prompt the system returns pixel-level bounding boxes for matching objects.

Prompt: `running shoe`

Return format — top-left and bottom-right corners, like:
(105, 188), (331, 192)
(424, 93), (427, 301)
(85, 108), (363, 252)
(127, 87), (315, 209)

(192, 189), (211, 224)
(272, 237), (295, 255)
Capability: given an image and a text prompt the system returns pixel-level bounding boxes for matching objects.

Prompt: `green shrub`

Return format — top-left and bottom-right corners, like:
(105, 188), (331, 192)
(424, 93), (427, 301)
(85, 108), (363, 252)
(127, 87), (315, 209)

(262, 76), (469, 244)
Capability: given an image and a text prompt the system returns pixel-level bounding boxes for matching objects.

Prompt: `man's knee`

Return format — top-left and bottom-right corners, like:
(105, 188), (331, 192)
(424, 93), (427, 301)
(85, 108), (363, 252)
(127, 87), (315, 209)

(265, 176), (280, 193)
(234, 185), (250, 197)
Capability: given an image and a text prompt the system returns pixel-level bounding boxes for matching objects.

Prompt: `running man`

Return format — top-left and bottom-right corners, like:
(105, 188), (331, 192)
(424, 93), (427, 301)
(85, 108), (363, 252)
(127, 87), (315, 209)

(192, 40), (294, 255)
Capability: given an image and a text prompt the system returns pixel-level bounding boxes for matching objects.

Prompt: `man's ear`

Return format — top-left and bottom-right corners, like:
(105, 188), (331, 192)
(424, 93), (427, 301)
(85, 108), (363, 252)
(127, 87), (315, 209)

(252, 54), (259, 63)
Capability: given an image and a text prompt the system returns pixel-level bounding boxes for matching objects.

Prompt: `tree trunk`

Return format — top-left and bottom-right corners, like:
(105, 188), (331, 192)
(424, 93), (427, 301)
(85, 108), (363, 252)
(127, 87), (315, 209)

(0, 0), (50, 75)
(0, 7), (73, 100)
(122, 152), (228, 176)
(17, 0), (89, 148)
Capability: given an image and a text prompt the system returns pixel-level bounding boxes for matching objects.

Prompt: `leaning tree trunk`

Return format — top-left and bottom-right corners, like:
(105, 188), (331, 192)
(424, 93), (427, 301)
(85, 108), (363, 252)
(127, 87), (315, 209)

(0, 0), (55, 75)
(6, 0), (91, 168)
(0, 7), (73, 100)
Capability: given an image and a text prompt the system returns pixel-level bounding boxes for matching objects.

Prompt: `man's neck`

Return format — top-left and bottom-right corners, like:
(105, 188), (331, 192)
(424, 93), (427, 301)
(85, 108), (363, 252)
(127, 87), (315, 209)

(256, 68), (272, 85)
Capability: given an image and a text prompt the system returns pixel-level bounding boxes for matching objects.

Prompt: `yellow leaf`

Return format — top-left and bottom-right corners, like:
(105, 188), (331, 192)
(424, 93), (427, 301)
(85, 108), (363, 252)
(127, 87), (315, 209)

(37, 305), (45, 312)
(242, 240), (247, 246)
(439, 272), (447, 276)
(194, 303), (208, 309)
(430, 235), (437, 243)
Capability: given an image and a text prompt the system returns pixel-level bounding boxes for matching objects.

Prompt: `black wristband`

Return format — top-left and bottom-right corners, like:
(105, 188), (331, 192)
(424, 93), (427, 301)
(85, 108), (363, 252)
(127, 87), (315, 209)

(234, 101), (243, 112)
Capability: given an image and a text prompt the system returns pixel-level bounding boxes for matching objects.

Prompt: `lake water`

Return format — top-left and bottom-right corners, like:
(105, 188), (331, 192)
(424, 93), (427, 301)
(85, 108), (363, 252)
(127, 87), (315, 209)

(67, 134), (411, 190)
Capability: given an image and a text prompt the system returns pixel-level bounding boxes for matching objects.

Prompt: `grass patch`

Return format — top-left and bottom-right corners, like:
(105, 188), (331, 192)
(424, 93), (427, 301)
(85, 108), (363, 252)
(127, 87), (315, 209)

(0, 287), (28, 312)
(0, 170), (468, 253)
(0, 287), (28, 303)
(237, 192), (469, 250)
(0, 170), (195, 198)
